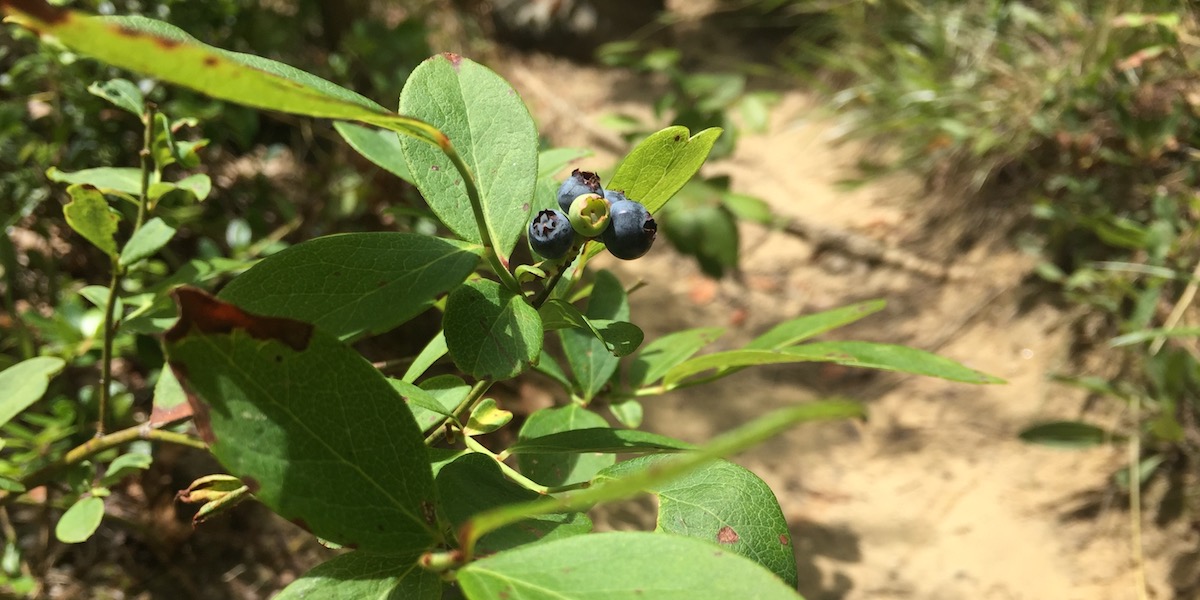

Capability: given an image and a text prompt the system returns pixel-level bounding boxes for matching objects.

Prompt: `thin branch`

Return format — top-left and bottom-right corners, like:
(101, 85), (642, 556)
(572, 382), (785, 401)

(0, 422), (205, 507)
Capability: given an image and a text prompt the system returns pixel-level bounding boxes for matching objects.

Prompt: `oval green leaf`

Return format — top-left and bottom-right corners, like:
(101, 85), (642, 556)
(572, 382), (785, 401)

(63, 184), (121, 258)
(87, 78), (144, 115)
(119, 217), (177, 268)
(517, 405), (614, 487)
(219, 232), (481, 341)
(275, 551), (440, 600)
(47, 167), (142, 195)
(597, 457), (798, 587)
(0, 356), (67, 428)
(457, 531), (801, 600)
(539, 299), (643, 357)
(334, 122), (414, 184)
(163, 288), (438, 552)
(398, 53), (538, 264)
(583, 126), (722, 261)
(443, 279), (542, 379)
(55, 496), (105, 544)
(560, 270), (628, 401)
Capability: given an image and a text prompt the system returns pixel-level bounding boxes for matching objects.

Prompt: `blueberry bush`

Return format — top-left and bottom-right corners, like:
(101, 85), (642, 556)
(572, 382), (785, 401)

(0, 1), (1003, 596)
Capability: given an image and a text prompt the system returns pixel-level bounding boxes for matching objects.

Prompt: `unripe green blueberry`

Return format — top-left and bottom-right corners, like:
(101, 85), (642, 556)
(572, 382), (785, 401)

(567, 192), (611, 238)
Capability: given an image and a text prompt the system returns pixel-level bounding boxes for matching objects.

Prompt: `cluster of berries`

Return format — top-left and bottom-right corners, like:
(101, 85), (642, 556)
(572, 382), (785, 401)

(528, 169), (657, 261)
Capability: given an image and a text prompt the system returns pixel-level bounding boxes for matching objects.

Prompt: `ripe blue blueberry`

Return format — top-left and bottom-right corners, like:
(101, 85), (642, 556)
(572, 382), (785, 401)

(603, 189), (628, 205)
(601, 198), (657, 260)
(557, 169), (604, 212)
(528, 209), (576, 259)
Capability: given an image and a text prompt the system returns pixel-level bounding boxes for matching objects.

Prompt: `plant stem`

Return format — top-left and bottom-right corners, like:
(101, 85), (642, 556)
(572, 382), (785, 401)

(96, 104), (157, 436)
(441, 146), (521, 293)
(530, 242), (584, 309)
(95, 262), (120, 436)
(462, 436), (555, 495)
(424, 379), (493, 445)
(0, 422), (205, 507)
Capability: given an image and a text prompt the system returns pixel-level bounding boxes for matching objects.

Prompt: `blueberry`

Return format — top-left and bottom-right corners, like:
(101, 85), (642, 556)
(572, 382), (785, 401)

(603, 189), (627, 205)
(601, 199), (657, 260)
(528, 209), (576, 259)
(557, 169), (604, 212)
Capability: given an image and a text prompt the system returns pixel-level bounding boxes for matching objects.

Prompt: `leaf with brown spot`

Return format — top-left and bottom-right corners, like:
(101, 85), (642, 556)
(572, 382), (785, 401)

(0, 2), (444, 145)
(595, 457), (798, 588)
(717, 525), (739, 544)
(163, 288), (438, 553)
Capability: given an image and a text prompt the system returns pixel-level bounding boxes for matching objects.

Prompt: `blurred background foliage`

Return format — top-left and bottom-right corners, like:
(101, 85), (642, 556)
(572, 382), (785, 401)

(4, 0), (1200, 596)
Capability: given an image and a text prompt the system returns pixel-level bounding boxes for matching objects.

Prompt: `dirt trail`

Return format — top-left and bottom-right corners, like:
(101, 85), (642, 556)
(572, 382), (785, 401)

(502, 53), (1194, 599)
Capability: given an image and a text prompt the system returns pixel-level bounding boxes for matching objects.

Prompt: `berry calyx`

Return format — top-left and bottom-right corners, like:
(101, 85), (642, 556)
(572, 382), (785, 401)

(556, 169), (603, 212)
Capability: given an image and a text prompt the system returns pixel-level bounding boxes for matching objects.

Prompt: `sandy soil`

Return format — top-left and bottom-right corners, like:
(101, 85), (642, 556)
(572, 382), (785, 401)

(499, 52), (1200, 600)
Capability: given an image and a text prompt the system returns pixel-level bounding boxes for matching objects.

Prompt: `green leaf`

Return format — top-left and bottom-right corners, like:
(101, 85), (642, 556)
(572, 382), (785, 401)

(609, 398), (644, 428)
(663, 201), (739, 278)
(78, 285), (121, 316)
(163, 288), (438, 552)
(458, 531), (801, 600)
(534, 350), (573, 391)
(63, 184), (121, 258)
(627, 327), (724, 389)
(793, 341), (1004, 384)
(275, 551), (441, 600)
(537, 148), (592, 180)
(0, 356), (67, 428)
(745, 300), (887, 350)
(334, 122), (414, 184)
(560, 270), (628, 401)
(664, 342), (1002, 389)
(463, 398), (512, 436)
(99, 452), (153, 486)
(399, 53), (538, 264)
(583, 126), (722, 261)
(55, 496), (105, 544)
(539, 299), (643, 357)
(119, 217), (176, 268)
(517, 405), (614, 487)
(461, 400), (863, 553)
(437, 453), (591, 554)
(219, 233), (481, 341)
(1019, 421), (1114, 448)
(173, 173), (212, 202)
(597, 457), (797, 587)
(388, 378), (458, 433)
(3, 9), (442, 144)
(401, 332), (447, 383)
(0, 476), (25, 494)
(87, 78), (144, 114)
(443, 279), (542, 379)
(47, 167), (142, 195)
(508, 428), (694, 454)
